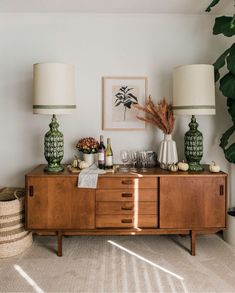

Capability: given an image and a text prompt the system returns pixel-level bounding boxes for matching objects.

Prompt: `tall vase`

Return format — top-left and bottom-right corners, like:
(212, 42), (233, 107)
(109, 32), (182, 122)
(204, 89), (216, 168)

(83, 153), (95, 167)
(158, 134), (178, 169)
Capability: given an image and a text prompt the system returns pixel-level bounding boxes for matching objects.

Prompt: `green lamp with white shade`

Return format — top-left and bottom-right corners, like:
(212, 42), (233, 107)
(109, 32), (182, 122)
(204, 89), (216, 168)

(173, 64), (216, 171)
(33, 62), (76, 173)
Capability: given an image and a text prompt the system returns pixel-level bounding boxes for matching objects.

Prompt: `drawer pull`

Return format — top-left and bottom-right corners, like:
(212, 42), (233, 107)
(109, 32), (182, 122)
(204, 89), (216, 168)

(29, 186), (34, 197)
(121, 180), (133, 185)
(220, 185), (224, 196)
(121, 219), (132, 223)
(121, 192), (132, 198)
(121, 206), (133, 211)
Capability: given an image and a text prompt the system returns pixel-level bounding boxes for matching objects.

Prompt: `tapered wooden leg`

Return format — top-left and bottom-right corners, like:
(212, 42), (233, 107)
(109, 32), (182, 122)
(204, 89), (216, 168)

(57, 231), (63, 257)
(190, 230), (196, 256)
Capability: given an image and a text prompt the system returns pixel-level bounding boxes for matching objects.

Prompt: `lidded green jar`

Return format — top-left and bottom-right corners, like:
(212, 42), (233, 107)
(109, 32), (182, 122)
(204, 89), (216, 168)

(44, 114), (64, 172)
(185, 115), (203, 171)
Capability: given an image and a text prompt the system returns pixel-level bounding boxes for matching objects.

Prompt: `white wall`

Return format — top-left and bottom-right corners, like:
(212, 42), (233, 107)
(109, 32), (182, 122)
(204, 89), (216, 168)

(0, 13), (233, 204)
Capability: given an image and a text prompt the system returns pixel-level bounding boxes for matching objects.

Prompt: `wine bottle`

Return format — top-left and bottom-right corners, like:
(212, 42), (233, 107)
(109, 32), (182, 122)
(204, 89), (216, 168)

(98, 135), (105, 169)
(105, 138), (113, 169)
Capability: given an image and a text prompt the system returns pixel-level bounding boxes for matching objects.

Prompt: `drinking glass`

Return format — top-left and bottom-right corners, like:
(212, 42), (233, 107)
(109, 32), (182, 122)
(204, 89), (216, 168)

(120, 150), (129, 172)
(130, 151), (138, 172)
(140, 151), (148, 172)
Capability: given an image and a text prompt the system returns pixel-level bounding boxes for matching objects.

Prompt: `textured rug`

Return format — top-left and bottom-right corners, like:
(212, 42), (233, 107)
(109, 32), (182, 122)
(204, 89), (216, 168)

(0, 234), (235, 292)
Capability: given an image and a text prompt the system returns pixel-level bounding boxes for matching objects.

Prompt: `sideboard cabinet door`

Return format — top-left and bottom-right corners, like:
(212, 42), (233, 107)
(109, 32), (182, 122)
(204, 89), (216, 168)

(159, 176), (226, 229)
(26, 177), (95, 230)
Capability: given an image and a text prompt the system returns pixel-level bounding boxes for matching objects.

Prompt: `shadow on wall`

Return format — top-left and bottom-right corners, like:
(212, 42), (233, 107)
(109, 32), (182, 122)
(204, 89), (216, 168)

(149, 125), (161, 155)
(173, 117), (185, 161)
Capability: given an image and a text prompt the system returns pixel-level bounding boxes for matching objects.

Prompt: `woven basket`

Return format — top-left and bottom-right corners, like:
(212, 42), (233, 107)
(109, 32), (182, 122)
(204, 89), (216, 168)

(0, 188), (33, 258)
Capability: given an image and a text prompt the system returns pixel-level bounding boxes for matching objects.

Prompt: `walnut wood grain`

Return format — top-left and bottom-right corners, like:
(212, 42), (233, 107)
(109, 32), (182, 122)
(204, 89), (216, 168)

(96, 214), (157, 228)
(96, 201), (157, 215)
(26, 177), (95, 229)
(25, 164), (227, 256)
(27, 164), (227, 177)
(97, 177), (158, 189)
(33, 228), (223, 236)
(159, 176), (226, 229)
(96, 189), (157, 202)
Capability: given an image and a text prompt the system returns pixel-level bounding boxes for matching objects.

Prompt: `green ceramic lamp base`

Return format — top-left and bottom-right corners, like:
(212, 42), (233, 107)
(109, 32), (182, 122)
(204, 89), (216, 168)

(188, 162), (204, 172)
(44, 163), (64, 173)
(185, 115), (204, 172)
(44, 114), (64, 173)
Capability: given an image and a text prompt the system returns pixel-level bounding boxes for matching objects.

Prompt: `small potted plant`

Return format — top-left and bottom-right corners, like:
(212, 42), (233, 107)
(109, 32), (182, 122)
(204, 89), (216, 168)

(76, 137), (99, 166)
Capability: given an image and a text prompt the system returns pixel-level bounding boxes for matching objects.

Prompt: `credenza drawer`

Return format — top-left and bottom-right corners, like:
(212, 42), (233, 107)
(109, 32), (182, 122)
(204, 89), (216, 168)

(96, 189), (157, 202)
(96, 215), (157, 228)
(97, 177), (158, 189)
(96, 201), (157, 215)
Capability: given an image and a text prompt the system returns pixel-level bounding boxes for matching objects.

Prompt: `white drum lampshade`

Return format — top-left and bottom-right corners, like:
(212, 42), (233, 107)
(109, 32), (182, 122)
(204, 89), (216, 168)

(173, 64), (216, 171)
(173, 64), (215, 115)
(33, 62), (76, 173)
(33, 62), (76, 114)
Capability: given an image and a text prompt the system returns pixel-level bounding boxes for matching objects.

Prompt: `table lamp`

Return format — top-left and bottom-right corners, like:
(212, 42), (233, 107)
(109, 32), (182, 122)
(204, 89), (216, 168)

(33, 62), (76, 172)
(173, 64), (215, 171)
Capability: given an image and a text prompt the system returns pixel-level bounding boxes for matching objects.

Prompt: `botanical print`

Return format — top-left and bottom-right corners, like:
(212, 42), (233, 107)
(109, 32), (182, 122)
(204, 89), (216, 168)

(103, 77), (147, 130)
(112, 85), (139, 122)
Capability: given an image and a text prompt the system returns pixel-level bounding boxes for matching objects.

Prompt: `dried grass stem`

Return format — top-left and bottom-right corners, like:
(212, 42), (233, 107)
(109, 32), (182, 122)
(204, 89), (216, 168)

(135, 95), (174, 134)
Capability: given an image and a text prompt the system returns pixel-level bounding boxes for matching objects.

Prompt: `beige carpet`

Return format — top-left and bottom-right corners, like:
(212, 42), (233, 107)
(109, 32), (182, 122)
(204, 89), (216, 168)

(0, 234), (235, 293)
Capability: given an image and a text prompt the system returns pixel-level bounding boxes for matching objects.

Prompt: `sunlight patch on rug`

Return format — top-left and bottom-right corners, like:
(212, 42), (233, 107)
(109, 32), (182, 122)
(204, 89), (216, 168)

(14, 264), (45, 293)
(108, 240), (184, 281)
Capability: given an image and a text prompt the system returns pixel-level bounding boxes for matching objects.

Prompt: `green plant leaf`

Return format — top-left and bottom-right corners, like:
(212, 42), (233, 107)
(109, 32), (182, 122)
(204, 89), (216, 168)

(213, 47), (231, 81)
(214, 70), (220, 82)
(220, 124), (235, 148)
(227, 44), (235, 75)
(206, 0), (221, 12)
(213, 16), (235, 37)
(227, 98), (235, 122)
(231, 15), (235, 29)
(214, 48), (230, 70)
(220, 124), (235, 163)
(219, 72), (235, 99)
(224, 142), (235, 163)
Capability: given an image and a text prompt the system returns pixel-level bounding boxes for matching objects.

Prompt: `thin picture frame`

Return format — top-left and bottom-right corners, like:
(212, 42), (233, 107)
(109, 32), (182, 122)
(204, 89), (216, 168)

(102, 76), (147, 130)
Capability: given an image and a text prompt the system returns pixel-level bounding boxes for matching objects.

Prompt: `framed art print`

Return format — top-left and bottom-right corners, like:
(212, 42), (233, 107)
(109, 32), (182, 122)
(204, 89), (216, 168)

(102, 76), (147, 130)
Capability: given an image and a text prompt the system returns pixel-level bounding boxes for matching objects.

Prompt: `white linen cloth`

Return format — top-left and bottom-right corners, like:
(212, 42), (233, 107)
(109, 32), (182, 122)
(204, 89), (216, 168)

(77, 164), (106, 188)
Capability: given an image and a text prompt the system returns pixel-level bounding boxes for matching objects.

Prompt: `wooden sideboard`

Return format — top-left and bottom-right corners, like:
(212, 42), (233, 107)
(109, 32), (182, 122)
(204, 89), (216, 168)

(25, 165), (227, 256)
